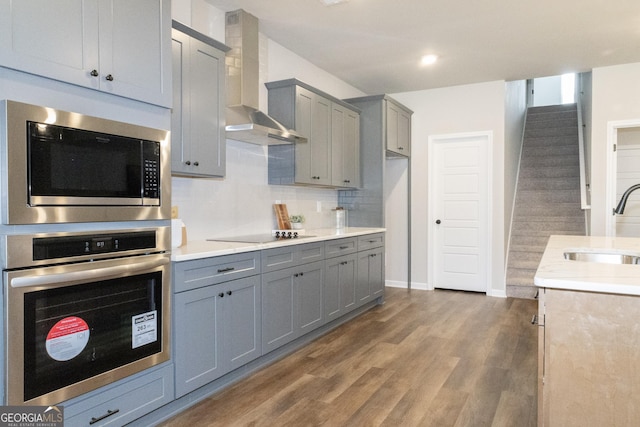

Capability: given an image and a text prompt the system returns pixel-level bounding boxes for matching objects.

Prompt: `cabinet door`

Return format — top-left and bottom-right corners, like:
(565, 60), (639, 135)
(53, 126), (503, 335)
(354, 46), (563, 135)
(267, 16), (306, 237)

(98, 0), (172, 107)
(171, 29), (226, 177)
(219, 276), (262, 371)
(174, 286), (221, 398)
(262, 268), (296, 353)
(0, 0), (99, 87)
(386, 101), (411, 156)
(296, 261), (324, 334)
(397, 107), (411, 156)
(295, 87), (331, 185)
(325, 254), (357, 322)
(357, 247), (385, 306)
(171, 31), (192, 174)
(331, 104), (360, 188)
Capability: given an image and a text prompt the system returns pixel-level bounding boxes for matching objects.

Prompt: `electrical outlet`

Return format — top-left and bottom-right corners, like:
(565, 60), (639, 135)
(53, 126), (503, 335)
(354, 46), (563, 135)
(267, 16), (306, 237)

(171, 206), (179, 219)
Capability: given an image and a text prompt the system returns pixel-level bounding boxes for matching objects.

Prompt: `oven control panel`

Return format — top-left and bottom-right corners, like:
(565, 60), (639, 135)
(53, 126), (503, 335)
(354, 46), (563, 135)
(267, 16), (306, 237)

(33, 231), (157, 261)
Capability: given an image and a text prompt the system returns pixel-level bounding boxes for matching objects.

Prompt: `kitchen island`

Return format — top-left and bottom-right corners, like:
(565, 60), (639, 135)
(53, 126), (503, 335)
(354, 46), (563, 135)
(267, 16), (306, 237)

(534, 235), (640, 427)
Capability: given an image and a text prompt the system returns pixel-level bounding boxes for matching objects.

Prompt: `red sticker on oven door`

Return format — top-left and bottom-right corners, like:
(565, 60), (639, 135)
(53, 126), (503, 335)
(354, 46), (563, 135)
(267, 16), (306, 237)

(45, 316), (90, 362)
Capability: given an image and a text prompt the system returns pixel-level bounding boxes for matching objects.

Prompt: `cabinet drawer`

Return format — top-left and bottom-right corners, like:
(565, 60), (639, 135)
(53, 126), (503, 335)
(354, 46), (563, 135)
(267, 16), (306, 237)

(173, 251), (261, 293)
(262, 242), (324, 273)
(63, 363), (174, 427)
(358, 233), (385, 251)
(325, 237), (357, 258)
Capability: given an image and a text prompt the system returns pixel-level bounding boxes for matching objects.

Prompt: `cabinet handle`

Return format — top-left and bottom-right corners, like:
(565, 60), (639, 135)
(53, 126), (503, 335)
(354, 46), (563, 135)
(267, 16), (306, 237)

(90, 409), (120, 425)
(105, 74), (114, 81)
(531, 314), (538, 325)
(370, 253), (377, 257)
(90, 69), (99, 77)
(227, 290), (232, 296)
(217, 267), (235, 273)
(219, 292), (224, 298)
(398, 146), (404, 150)
(194, 161), (199, 166)
(369, 240), (377, 243)
(185, 160), (191, 166)
(339, 246), (349, 250)
(344, 180), (350, 183)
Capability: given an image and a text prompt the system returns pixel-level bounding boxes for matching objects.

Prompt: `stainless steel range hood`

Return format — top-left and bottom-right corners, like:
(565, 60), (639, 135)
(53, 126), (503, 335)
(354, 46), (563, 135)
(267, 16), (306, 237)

(225, 10), (306, 145)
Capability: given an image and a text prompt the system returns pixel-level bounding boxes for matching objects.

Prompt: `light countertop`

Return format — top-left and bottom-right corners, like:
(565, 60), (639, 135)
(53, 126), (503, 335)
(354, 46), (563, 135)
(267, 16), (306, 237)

(534, 235), (640, 296)
(171, 227), (385, 262)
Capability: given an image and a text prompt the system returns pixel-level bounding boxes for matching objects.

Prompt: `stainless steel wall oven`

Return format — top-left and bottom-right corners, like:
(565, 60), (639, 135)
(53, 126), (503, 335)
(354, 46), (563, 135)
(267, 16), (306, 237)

(0, 100), (171, 224)
(3, 227), (171, 406)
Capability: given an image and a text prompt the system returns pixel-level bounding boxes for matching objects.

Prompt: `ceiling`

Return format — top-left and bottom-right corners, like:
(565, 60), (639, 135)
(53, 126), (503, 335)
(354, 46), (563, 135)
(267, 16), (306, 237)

(205, 0), (640, 95)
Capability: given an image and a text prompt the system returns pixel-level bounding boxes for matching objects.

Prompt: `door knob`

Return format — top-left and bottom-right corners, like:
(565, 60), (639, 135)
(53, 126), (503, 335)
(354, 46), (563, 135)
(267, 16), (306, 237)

(435, 219), (441, 224)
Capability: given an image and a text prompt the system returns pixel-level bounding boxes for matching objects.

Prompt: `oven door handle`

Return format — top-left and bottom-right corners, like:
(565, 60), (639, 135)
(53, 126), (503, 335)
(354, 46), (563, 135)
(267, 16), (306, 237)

(10, 257), (170, 288)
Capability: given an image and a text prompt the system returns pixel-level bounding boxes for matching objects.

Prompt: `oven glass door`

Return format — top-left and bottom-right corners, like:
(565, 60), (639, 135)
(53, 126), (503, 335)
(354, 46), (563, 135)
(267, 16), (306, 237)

(27, 121), (154, 204)
(5, 254), (170, 405)
(24, 272), (162, 402)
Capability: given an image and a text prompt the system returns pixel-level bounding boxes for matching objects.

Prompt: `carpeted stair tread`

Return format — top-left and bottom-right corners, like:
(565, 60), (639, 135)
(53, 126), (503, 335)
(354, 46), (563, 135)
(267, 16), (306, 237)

(506, 103), (586, 299)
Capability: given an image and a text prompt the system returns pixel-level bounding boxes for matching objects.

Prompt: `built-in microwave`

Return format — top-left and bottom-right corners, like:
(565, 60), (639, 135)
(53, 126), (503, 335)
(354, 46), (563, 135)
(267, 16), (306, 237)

(0, 100), (171, 224)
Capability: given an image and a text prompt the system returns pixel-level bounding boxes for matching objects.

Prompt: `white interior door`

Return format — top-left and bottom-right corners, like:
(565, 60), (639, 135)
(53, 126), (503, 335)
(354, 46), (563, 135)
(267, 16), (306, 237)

(428, 133), (490, 293)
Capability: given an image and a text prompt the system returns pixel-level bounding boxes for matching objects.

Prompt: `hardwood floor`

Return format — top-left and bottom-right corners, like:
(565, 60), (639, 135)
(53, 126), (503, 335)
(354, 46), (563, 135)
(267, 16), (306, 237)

(160, 288), (538, 426)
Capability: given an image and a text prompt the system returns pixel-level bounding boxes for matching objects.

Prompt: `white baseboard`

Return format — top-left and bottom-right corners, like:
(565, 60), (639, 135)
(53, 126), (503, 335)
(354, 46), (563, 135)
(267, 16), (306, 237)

(385, 280), (429, 291)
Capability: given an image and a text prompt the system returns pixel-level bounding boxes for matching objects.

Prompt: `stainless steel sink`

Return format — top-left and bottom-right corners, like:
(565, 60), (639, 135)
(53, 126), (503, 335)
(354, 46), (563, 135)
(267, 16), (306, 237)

(564, 251), (640, 264)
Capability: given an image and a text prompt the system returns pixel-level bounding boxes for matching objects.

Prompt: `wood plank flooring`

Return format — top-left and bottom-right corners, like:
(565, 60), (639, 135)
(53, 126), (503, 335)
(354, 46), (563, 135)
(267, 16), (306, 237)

(159, 288), (538, 426)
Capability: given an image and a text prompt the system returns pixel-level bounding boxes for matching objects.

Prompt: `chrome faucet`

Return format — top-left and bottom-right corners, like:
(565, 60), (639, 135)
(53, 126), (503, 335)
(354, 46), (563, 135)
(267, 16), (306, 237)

(615, 184), (640, 214)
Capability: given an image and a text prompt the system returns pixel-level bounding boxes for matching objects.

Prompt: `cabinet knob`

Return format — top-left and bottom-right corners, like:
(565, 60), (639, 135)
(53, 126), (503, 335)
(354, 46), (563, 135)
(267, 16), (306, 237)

(398, 146), (404, 150)
(105, 74), (114, 82)
(294, 273), (299, 277)
(194, 161), (199, 166)
(90, 69), (99, 77)
(185, 160), (191, 166)
(218, 293), (224, 298)
(227, 290), (232, 296)
(435, 219), (441, 224)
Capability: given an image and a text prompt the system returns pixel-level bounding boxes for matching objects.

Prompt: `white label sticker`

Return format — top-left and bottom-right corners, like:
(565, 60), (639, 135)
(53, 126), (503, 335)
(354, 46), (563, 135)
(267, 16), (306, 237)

(46, 316), (90, 362)
(132, 310), (157, 349)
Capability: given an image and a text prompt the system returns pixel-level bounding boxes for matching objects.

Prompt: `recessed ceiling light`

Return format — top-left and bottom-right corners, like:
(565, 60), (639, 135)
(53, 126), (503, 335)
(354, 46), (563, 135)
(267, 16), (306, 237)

(319, 0), (348, 6)
(421, 54), (438, 66)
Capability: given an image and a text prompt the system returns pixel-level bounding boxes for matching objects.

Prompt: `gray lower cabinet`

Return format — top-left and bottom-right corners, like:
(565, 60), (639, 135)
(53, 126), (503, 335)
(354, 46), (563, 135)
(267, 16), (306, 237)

(262, 259), (324, 354)
(356, 247), (384, 305)
(62, 363), (174, 427)
(173, 254), (261, 398)
(324, 252), (357, 322)
(356, 242), (385, 306)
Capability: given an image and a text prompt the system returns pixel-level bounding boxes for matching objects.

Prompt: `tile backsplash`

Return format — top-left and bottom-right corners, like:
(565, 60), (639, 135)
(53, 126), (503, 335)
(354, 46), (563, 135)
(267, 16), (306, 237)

(171, 139), (339, 240)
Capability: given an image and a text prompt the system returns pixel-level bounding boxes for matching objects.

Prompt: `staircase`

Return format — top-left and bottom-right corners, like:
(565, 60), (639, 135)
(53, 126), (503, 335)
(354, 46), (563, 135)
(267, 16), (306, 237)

(506, 103), (586, 299)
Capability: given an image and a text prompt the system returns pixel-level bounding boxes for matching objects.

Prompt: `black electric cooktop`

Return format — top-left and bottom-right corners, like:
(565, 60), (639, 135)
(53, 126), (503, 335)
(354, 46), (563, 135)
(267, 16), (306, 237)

(206, 232), (313, 244)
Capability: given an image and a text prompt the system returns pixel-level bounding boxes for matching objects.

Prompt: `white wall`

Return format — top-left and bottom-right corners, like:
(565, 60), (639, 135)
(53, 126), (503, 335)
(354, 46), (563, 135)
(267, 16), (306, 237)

(170, 0), (366, 239)
(590, 62), (640, 235)
(392, 81), (507, 296)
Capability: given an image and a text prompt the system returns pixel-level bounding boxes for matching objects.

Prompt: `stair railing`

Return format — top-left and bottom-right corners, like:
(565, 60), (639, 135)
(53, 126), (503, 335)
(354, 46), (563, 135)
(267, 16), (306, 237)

(577, 98), (590, 210)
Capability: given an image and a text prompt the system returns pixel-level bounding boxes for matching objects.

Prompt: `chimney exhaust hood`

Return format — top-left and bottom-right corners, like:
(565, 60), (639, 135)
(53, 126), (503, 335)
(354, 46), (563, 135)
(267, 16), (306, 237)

(225, 10), (306, 145)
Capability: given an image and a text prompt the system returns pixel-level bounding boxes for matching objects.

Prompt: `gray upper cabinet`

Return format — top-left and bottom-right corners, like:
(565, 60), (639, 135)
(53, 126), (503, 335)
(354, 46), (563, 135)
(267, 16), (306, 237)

(386, 100), (412, 157)
(171, 22), (229, 177)
(0, 0), (172, 107)
(331, 103), (361, 188)
(266, 79), (360, 188)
